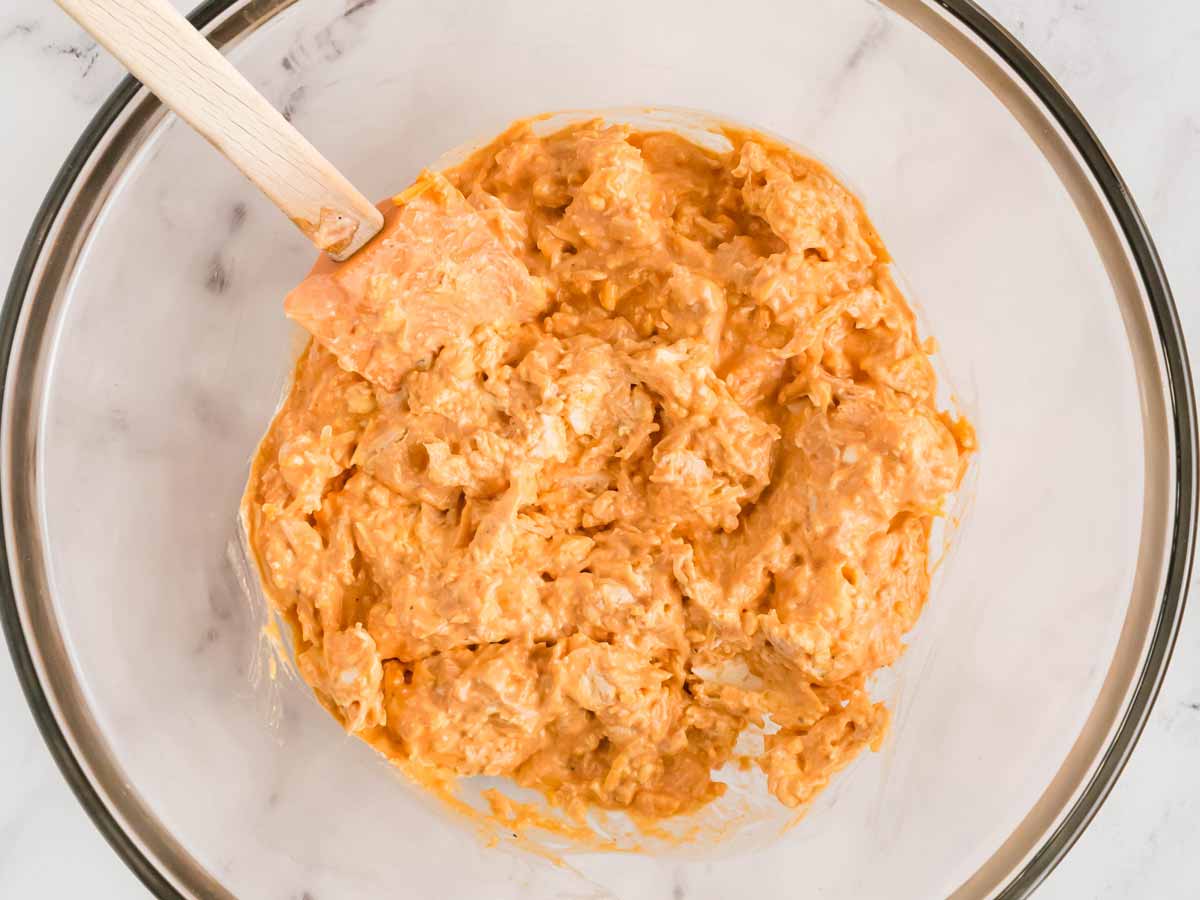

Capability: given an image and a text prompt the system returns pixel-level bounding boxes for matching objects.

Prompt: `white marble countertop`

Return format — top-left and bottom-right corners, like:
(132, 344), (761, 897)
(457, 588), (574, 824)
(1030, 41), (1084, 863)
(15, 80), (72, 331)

(1, 1), (1196, 897)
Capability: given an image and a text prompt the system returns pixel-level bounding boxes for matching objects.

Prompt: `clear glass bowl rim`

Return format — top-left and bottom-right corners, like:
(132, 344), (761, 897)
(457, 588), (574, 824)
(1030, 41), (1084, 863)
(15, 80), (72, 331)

(0, 0), (1194, 898)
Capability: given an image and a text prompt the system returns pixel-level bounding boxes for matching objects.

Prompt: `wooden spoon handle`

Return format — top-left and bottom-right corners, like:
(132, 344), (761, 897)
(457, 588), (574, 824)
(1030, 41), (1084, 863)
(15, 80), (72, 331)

(56, 0), (383, 260)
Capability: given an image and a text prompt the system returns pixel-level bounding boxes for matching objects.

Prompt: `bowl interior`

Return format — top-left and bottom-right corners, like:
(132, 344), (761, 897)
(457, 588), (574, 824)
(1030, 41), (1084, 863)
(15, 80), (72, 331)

(9, 1), (1177, 898)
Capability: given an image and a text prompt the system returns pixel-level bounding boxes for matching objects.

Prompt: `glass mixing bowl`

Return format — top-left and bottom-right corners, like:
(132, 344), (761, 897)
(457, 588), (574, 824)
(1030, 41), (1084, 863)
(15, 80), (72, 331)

(2, 0), (1194, 898)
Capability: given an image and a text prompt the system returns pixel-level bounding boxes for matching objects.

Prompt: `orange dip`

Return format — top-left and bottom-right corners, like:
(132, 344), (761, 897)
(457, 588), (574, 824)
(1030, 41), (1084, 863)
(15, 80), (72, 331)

(243, 118), (973, 822)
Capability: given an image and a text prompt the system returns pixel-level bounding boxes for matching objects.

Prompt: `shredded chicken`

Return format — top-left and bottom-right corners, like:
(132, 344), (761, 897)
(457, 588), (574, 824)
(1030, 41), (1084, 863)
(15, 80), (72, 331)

(244, 118), (973, 821)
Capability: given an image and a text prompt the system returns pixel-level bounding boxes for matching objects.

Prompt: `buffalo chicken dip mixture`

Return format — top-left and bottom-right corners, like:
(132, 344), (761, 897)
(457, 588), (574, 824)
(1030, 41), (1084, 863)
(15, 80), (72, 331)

(244, 118), (973, 822)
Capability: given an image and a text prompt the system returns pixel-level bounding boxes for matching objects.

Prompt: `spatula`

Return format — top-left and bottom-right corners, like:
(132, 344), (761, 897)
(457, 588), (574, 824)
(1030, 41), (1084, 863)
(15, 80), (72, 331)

(55, 0), (384, 261)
